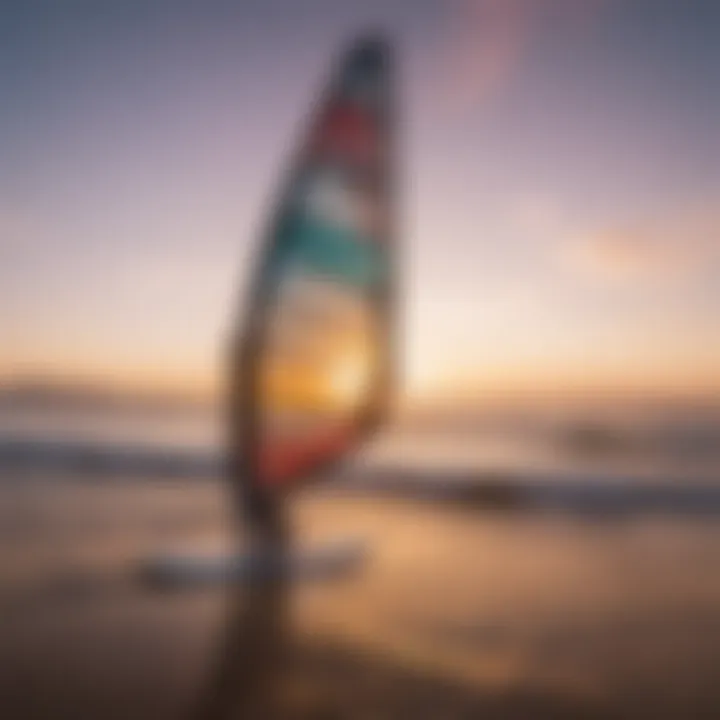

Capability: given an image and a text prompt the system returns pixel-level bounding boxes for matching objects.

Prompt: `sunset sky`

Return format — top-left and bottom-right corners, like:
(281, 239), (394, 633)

(1, 0), (718, 404)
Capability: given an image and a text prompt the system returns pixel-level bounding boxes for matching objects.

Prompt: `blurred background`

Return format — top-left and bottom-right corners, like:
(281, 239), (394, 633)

(1, 1), (718, 718)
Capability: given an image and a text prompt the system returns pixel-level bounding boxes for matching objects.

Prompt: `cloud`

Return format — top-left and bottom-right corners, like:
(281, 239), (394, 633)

(440, 0), (604, 113)
(560, 202), (720, 283)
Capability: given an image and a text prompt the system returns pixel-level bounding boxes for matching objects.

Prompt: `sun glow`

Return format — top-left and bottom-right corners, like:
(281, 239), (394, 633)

(329, 353), (370, 405)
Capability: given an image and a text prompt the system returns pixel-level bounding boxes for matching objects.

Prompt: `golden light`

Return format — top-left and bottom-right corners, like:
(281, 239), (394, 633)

(329, 352), (370, 405)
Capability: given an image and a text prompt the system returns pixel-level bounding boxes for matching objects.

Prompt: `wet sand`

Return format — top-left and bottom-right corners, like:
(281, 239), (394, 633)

(1, 476), (719, 718)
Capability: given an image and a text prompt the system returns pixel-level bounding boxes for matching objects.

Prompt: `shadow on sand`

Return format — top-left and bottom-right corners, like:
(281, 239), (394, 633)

(190, 583), (612, 720)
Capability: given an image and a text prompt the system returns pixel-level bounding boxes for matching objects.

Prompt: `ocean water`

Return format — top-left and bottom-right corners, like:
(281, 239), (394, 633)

(1, 400), (718, 487)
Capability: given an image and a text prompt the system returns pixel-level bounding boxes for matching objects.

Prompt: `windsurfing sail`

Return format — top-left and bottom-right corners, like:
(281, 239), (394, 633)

(230, 35), (394, 515)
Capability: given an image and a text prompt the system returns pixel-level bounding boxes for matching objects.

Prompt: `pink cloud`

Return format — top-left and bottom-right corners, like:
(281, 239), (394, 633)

(561, 202), (720, 283)
(440, 0), (605, 113)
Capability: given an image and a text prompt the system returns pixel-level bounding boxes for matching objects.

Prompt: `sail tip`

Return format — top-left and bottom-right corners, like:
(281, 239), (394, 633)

(344, 30), (392, 62)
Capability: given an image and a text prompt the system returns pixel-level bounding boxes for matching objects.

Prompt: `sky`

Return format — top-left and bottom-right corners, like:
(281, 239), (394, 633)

(1, 0), (718, 406)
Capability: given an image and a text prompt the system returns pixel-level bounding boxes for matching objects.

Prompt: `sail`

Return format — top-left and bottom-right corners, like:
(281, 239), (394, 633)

(232, 36), (393, 495)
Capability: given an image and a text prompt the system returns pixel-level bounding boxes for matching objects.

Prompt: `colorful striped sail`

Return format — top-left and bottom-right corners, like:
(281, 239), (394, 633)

(232, 36), (393, 497)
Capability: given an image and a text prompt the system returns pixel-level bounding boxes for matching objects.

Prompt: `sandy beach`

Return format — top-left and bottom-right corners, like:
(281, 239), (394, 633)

(1, 475), (718, 719)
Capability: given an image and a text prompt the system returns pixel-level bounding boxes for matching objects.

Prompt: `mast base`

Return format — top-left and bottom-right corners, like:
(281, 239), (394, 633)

(137, 537), (367, 589)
